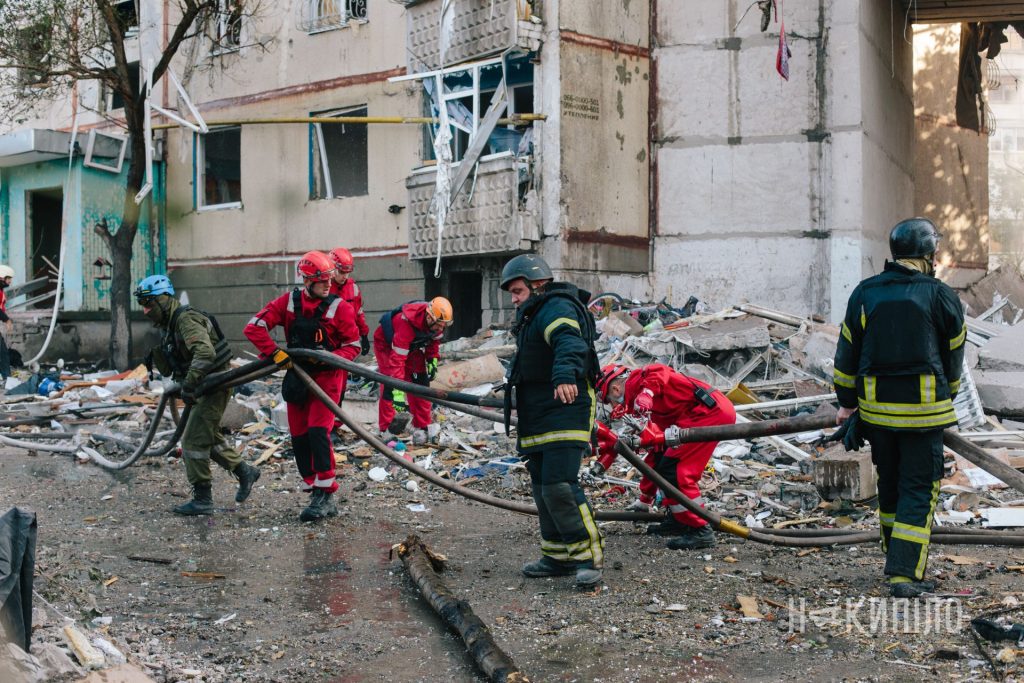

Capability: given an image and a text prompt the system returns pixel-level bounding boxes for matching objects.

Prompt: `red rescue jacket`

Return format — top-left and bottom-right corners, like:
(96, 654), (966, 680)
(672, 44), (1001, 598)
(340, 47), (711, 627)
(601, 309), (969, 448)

(244, 289), (360, 362)
(330, 277), (368, 337)
(372, 301), (442, 377)
(622, 364), (736, 429)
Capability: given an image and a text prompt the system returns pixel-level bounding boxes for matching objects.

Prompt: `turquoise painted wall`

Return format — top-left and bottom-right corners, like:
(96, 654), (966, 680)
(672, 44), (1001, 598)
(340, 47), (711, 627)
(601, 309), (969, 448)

(0, 157), (166, 312)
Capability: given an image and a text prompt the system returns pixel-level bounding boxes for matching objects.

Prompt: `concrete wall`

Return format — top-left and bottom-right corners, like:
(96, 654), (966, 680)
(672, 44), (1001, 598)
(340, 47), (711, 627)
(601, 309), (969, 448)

(650, 0), (914, 319)
(913, 23), (990, 288)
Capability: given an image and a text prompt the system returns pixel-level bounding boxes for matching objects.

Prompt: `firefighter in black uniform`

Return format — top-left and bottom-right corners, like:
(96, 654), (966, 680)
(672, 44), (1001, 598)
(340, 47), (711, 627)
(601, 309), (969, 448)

(501, 254), (604, 588)
(833, 218), (966, 598)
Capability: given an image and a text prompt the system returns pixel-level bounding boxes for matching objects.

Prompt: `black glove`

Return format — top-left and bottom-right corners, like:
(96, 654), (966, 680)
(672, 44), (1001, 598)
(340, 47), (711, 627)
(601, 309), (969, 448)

(180, 384), (197, 406)
(411, 372), (430, 387)
(360, 335), (370, 356)
(826, 412), (864, 452)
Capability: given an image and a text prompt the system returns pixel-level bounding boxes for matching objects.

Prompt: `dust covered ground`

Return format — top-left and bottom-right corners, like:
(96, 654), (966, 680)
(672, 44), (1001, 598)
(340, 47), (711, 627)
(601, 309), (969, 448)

(2, 442), (1023, 683)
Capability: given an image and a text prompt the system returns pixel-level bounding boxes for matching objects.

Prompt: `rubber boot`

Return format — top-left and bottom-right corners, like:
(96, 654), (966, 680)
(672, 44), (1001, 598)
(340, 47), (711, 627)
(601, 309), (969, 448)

(173, 484), (214, 516)
(522, 556), (577, 578)
(234, 462), (261, 503)
(646, 516), (689, 537)
(299, 489), (327, 522)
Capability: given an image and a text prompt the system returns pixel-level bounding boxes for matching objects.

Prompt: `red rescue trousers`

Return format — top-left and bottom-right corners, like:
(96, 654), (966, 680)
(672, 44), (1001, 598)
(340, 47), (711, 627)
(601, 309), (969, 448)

(288, 369), (345, 493)
(373, 336), (432, 432)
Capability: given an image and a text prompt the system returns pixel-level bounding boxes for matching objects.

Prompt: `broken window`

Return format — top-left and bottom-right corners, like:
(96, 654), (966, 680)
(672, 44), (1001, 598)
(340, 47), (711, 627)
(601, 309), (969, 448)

(412, 54), (534, 164)
(299, 0), (367, 33)
(113, 0), (139, 35)
(83, 130), (128, 174)
(108, 60), (140, 111)
(211, 0), (243, 53)
(311, 106), (369, 199)
(197, 127), (242, 210)
(16, 22), (52, 87)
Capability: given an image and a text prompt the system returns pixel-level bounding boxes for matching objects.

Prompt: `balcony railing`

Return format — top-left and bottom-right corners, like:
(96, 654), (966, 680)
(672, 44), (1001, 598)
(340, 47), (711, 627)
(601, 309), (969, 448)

(406, 153), (538, 259)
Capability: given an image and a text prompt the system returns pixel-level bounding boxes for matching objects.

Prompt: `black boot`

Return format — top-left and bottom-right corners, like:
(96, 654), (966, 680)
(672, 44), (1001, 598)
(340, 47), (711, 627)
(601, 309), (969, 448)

(299, 489), (327, 522)
(234, 462), (261, 503)
(646, 516), (690, 537)
(666, 525), (716, 550)
(320, 490), (339, 518)
(173, 484), (213, 516)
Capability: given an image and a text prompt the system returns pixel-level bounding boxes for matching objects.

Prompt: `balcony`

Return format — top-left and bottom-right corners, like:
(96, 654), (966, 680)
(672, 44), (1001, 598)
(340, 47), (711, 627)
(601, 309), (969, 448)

(406, 153), (538, 259)
(406, 0), (540, 72)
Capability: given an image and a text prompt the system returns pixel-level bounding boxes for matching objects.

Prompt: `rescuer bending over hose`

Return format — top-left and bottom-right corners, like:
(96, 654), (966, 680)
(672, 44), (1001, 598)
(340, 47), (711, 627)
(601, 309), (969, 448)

(501, 254), (605, 588)
(373, 296), (452, 444)
(135, 274), (261, 515)
(244, 251), (361, 522)
(596, 363), (736, 550)
(833, 218), (966, 598)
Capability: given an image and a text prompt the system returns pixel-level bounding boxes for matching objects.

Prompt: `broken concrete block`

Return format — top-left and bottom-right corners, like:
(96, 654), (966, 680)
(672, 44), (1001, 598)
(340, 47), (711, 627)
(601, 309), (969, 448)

(977, 322), (1024, 372)
(961, 265), (1024, 323)
(601, 311), (645, 338)
(811, 446), (877, 501)
(672, 316), (770, 353)
(974, 371), (1024, 417)
(76, 663), (157, 683)
(788, 322), (840, 377)
(338, 396), (378, 426)
(220, 400), (258, 431)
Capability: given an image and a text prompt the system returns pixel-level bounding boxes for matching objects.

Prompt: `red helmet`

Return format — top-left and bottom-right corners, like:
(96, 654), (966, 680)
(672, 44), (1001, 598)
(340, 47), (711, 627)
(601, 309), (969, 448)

(596, 364), (629, 402)
(329, 247), (354, 273)
(296, 251), (335, 283)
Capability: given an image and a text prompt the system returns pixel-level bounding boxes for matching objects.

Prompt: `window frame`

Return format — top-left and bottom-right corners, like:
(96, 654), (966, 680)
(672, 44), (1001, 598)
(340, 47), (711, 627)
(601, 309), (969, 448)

(83, 130), (128, 174)
(301, 0), (368, 34)
(195, 126), (243, 212)
(210, 0), (244, 55)
(310, 104), (370, 200)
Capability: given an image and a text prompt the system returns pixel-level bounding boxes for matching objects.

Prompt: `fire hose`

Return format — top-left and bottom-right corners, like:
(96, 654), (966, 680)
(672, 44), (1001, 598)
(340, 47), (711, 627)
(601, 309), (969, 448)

(8, 353), (1024, 546)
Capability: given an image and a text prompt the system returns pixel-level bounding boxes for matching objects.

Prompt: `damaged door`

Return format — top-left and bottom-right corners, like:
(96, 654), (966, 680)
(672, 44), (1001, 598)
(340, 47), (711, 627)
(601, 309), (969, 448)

(26, 187), (62, 308)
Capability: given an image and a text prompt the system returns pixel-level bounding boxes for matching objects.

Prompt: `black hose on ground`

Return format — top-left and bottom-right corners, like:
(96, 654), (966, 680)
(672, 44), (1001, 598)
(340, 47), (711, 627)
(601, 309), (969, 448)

(288, 349), (506, 408)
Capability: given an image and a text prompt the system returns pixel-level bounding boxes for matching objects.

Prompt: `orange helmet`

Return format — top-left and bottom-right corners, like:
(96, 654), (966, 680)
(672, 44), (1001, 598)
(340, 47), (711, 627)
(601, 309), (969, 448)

(329, 247), (354, 273)
(596, 364), (629, 402)
(296, 251), (335, 283)
(427, 296), (453, 324)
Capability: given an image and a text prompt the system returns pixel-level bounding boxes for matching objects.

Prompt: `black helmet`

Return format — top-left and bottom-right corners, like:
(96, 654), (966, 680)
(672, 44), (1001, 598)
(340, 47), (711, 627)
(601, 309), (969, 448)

(500, 254), (554, 290)
(889, 218), (941, 258)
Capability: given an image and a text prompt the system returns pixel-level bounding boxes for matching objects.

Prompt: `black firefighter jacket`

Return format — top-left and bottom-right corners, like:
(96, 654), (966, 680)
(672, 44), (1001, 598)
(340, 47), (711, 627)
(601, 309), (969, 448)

(833, 261), (967, 431)
(508, 283), (599, 454)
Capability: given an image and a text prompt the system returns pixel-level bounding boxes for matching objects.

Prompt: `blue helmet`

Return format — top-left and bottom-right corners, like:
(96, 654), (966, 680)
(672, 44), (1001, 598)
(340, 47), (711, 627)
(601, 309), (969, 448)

(134, 274), (174, 303)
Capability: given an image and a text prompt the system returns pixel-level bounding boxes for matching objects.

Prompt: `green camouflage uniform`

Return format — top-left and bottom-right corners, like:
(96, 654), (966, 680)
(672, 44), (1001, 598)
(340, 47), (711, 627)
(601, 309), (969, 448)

(152, 297), (241, 486)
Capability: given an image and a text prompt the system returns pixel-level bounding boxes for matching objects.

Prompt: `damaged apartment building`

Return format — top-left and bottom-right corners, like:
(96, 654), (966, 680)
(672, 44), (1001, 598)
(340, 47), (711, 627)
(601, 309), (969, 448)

(0, 0), (1016, 358)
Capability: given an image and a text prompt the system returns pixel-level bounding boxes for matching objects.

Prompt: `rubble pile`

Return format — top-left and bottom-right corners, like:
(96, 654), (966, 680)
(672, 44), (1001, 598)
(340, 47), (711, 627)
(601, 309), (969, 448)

(2, 281), (1024, 680)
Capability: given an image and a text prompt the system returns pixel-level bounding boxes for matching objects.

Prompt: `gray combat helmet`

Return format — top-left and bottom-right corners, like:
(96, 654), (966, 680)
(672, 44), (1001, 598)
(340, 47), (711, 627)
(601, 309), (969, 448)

(500, 254), (554, 290)
(889, 218), (941, 259)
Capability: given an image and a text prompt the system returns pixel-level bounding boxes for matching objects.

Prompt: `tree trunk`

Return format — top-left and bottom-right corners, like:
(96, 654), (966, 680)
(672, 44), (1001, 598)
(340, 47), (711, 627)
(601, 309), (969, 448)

(106, 128), (146, 370)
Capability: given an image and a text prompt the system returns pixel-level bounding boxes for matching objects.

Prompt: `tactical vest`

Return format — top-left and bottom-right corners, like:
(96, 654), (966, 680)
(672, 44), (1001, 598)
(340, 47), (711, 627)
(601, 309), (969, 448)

(163, 305), (232, 377)
(286, 289), (340, 351)
(379, 302), (434, 351)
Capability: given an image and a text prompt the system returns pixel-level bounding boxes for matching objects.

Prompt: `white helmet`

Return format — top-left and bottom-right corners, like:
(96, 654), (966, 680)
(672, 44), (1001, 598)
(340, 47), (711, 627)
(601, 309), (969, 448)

(0, 265), (14, 280)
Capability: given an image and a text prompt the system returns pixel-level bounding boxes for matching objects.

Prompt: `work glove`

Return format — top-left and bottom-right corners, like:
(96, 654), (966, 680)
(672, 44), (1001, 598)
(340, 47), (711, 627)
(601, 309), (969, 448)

(411, 372), (430, 387)
(180, 383), (197, 406)
(272, 348), (292, 369)
(637, 421), (666, 451)
(826, 412), (864, 452)
(426, 357), (439, 381)
(360, 335), (370, 356)
(633, 388), (655, 414)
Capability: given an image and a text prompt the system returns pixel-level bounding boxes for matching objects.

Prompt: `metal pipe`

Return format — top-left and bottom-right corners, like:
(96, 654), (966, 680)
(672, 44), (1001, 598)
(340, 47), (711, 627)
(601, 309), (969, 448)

(734, 394), (836, 413)
(152, 114), (547, 131)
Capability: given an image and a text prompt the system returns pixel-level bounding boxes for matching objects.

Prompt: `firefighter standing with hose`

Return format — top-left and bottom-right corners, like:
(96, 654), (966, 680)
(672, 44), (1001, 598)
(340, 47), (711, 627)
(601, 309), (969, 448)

(373, 297), (452, 444)
(501, 254), (605, 588)
(596, 363), (736, 550)
(135, 274), (261, 515)
(244, 251), (362, 522)
(833, 218), (967, 598)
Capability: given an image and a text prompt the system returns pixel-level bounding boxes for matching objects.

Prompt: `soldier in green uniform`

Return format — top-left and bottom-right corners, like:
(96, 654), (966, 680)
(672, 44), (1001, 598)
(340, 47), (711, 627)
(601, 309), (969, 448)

(501, 254), (604, 588)
(135, 275), (261, 515)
